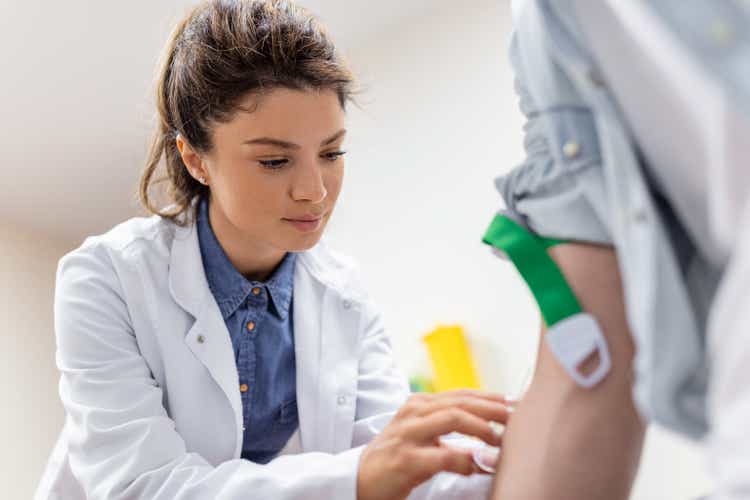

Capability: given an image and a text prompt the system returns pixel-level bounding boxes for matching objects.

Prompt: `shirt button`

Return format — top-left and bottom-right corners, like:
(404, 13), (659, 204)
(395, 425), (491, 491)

(196, 335), (205, 344)
(337, 395), (347, 405)
(251, 287), (261, 296)
(342, 300), (352, 310)
(562, 141), (581, 159)
(240, 384), (249, 393)
(246, 321), (256, 332)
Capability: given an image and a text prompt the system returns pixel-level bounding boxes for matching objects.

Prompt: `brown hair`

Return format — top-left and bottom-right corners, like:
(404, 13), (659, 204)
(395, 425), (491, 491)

(139, 0), (355, 225)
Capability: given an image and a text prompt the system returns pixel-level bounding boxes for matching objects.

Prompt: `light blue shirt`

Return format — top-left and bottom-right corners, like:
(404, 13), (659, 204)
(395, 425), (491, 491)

(500, 0), (749, 439)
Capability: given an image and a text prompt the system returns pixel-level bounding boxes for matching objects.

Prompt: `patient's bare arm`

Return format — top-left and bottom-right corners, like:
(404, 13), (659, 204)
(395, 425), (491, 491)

(491, 243), (646, 500)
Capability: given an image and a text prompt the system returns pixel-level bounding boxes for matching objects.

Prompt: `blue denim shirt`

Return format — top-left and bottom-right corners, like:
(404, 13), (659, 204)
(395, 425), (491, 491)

(197, 197), (298, 464)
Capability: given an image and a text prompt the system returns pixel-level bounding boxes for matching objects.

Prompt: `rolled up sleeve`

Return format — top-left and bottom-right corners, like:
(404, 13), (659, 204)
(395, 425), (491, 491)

(495, 33), (612, 246)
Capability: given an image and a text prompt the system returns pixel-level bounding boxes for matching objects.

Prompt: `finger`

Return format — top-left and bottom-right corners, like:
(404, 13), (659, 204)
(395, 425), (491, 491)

(489, 421), (505, 442)
(432, 389), (507, 403)
(502, 397), (519, 407)
(397, 393), (435, 418)
(405, 408), (504, 445)
(472, 446), (501, 474)
(438, 428), (504, 465)
(415, 396), (511, 424)
(409, 446), (479, 483)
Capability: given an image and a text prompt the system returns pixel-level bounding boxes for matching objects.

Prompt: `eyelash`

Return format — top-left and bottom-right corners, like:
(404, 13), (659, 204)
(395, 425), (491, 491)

(259, 151), (347, 170)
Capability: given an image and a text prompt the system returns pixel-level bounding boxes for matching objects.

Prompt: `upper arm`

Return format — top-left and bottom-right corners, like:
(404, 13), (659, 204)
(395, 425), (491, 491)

(55, 245), (204, 498)
(491, 243), (645, 500)
(491, 7), (645, 497)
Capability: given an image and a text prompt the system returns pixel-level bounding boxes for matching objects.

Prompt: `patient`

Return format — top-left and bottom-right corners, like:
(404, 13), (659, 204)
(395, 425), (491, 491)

(488, 0), (750, 498)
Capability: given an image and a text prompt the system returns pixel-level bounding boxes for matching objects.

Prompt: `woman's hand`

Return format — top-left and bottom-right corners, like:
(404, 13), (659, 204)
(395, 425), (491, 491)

(357, 390), (512, 500)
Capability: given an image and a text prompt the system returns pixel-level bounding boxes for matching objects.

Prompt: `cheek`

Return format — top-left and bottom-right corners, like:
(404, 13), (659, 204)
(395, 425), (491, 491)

(218, 171), (289, 226)
(325, 166), (345, 202)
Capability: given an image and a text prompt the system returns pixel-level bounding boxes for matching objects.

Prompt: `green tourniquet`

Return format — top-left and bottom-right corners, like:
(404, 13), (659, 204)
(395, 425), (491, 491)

(482, 215), (582, 327)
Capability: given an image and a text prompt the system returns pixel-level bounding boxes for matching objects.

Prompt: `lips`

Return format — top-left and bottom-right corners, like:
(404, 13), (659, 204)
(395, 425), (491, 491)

(287, 214), (323, 222)
(283, 213), (325, 233)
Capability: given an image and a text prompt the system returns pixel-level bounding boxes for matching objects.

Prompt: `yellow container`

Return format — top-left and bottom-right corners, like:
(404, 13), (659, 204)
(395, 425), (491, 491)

(423, 325), (481, 392)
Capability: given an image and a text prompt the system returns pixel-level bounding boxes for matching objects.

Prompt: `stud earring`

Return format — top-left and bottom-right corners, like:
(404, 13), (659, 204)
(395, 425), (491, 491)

(199, 177), (207, 185)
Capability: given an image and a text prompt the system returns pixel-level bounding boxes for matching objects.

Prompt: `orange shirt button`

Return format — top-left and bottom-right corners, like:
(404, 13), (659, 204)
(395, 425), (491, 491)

(240, 384), (249, 393)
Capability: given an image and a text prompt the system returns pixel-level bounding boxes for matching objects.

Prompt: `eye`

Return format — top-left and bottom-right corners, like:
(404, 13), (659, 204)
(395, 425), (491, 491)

(322, 151), (347, 162)
(258, 158), (289, 170)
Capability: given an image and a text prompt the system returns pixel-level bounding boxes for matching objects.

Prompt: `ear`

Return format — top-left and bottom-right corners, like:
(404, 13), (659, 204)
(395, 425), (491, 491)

(175, 134), (208, 184)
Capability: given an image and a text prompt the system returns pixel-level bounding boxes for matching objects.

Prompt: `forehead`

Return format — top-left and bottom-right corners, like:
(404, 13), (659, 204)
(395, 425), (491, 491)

(215, 87), (346, 144)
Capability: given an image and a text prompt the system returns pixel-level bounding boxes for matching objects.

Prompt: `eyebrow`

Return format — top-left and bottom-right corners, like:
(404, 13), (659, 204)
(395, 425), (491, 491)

(243, 129), (347, 149)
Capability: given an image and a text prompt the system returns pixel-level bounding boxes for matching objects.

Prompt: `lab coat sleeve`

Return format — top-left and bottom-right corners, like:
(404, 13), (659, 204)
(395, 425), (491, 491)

(351, 300), (493, 500)
(55, 242), (362, 500)
(706, 203), (750, 500)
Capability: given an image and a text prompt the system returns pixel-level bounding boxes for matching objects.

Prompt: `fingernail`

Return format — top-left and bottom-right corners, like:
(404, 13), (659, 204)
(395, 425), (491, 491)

(490, 421), (505, 440)
(473, 447), (500, 473)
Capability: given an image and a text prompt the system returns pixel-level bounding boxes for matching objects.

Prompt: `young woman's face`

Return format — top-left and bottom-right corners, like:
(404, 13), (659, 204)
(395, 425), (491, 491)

(202, 88), (346, 253)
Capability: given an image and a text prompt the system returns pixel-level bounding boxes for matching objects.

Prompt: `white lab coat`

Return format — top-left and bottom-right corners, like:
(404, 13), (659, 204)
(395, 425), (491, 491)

(34, 214), (491, 499)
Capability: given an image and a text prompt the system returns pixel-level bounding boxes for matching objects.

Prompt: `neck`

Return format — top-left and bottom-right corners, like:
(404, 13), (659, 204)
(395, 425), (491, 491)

(207, 199), (286, 282)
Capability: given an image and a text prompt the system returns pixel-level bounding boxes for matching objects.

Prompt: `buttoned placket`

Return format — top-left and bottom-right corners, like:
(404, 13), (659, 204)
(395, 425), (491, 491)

(237, 285), (268, 430)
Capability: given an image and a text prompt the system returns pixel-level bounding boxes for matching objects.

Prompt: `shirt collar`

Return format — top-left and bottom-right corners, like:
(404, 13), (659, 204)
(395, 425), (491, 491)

(197, 196), (295, 320)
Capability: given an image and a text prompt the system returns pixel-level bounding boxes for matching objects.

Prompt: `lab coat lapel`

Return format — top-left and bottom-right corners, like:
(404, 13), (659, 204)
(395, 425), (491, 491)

(168, 222), (244, 456)
(292, 257), (326, 452)
(294, 252), (360, 454)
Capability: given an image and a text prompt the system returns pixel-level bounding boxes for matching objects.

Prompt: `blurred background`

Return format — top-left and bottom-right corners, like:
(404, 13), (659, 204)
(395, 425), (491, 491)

(0, 0), (709, 498)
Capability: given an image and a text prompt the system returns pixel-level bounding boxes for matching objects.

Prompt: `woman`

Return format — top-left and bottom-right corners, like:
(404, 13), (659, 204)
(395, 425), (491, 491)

(35, 1), (509, 498)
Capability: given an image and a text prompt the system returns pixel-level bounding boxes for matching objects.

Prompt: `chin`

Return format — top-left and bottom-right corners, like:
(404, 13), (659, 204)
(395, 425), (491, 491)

(282, 233), (323, 253)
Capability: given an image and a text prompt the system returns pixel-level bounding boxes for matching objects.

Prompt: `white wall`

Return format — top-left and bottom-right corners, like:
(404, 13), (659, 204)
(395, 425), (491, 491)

(0, 222), (71, 498)
(326, 1), (711, 498)
(329, 0), (537, 395)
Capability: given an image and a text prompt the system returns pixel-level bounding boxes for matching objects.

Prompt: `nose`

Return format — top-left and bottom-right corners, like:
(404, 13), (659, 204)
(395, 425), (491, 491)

(290, 160), (327, 204)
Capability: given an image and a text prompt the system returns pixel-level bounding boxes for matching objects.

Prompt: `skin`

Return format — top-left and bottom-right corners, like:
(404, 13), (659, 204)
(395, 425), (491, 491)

(491, 243), (646, 500)
(177, 87), (347, 281)
(175, 87), (512, 498)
